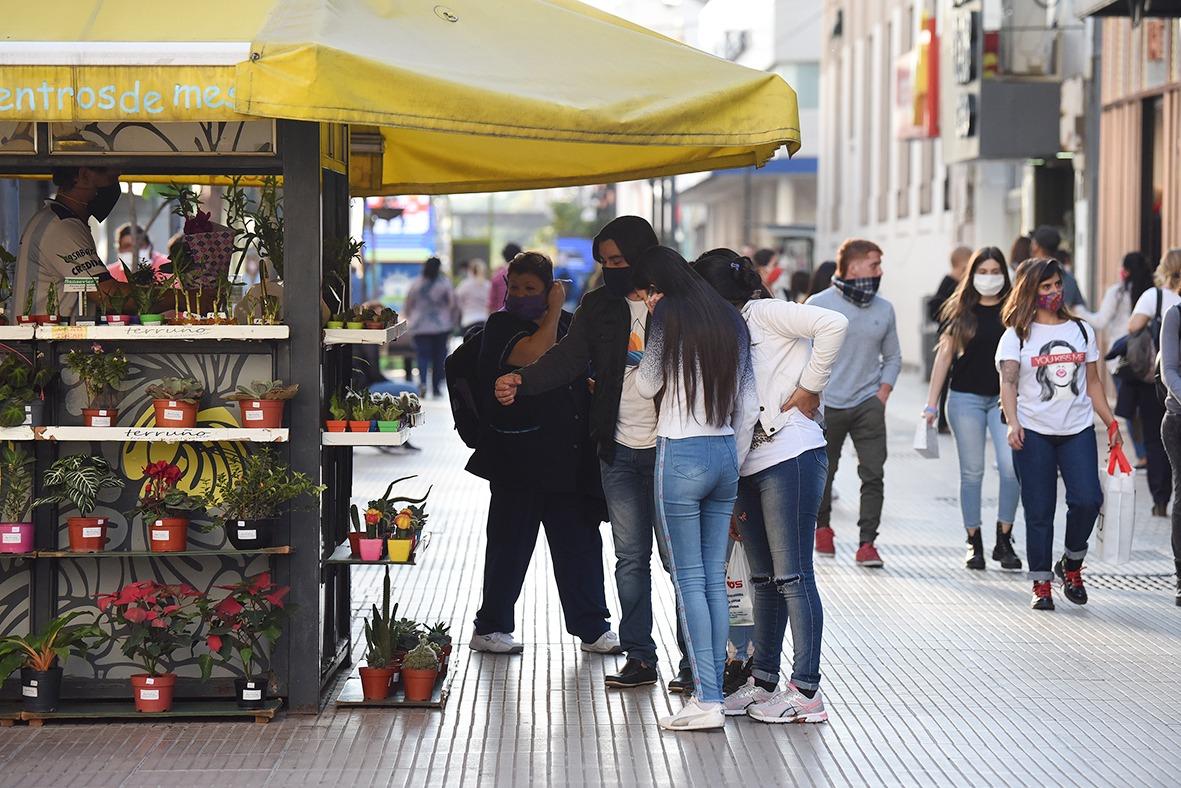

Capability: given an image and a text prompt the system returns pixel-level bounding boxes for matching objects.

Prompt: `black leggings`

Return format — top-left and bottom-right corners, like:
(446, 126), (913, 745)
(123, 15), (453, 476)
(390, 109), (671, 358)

(1159, 413), (1181, 576)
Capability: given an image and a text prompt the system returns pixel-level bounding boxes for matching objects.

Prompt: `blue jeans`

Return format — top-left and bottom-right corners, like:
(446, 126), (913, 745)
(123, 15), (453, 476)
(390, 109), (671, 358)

(946, 391), (1020, 530)
(1011, 428), (1104, 581)
(654, 435), (739, 703)
(736, 447), (827, 692)
(412, 332), (449, 395)
(600, 444), (689, 670)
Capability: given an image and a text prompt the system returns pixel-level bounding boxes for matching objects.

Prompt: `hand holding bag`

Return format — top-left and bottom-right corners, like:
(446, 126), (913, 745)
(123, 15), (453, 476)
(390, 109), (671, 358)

(913, 418), (940, 459)
(726, 543), (755, 628)
(1096, 444), (1136, 564)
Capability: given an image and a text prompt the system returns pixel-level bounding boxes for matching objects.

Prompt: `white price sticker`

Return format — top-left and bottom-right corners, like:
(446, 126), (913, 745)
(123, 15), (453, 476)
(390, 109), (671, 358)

(22, 685), (37, 698)
(82, 527), (103, 538)
(91, 416), (111, 427)
(2, 533), (22, 544)
(151, 530), (170, 541)
(163, 409), (185, 421)
(138, 689), (159, 700)
(245, 409), (265, 422)
(237, 529), (257, 540)
(241, 689), (263, 701)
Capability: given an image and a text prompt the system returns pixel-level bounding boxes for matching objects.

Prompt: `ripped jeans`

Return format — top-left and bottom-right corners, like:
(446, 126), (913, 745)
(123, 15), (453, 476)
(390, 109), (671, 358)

(735, 447), (827, 691)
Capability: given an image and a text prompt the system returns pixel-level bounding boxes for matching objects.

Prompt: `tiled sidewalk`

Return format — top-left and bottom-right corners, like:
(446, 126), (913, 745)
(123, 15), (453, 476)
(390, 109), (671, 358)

(2, 372), (1179, 787)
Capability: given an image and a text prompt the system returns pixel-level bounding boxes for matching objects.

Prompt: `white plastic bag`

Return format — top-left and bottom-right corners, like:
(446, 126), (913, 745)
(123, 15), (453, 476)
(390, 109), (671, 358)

(913, 418), (939, 459)
(1096, 446), (1136, 564)
(726, 543), (754, 627)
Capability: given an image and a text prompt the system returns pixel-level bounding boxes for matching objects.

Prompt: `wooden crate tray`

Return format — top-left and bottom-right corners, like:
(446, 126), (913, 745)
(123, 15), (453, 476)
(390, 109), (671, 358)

(18, 699), (281, 726)
(333, 671), (449, 709)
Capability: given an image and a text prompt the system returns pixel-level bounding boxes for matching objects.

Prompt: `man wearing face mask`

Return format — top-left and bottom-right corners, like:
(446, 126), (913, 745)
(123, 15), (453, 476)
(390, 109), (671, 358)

(14, 167), (123, 317)
(493, 216), (696, 694)
(807, 239), (902, 568)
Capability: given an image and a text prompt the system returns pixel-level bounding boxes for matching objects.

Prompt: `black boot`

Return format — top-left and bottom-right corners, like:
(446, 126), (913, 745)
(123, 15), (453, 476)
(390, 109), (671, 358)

(1175, 576), (1180, 608)
(992, 522), (1022, 570)
(965, 529), (985, 570)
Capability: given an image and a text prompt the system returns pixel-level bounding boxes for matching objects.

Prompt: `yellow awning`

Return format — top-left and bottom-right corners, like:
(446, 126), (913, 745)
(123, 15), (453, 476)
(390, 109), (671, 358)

(0, 0), (801, 194)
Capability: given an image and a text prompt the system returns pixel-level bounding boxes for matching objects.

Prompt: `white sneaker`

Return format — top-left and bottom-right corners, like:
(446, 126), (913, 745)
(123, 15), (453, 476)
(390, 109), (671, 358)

(723, 680), (774, 716)
(658, 698), (725, 731)
(746, 683), (828, 724)
(580, 630), (623, 654)
(469, 632), (524, 654)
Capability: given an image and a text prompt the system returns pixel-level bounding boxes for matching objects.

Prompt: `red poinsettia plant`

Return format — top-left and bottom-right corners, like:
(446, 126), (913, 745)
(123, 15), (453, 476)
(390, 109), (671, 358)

(199, 572), (293, 682)
(95, 581), (204, 676)
(129, 461), (205, 524)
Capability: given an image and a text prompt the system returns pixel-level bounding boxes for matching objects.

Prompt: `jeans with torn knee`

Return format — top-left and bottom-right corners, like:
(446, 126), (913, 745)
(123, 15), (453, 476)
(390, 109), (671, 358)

(735, 447), (827, 691)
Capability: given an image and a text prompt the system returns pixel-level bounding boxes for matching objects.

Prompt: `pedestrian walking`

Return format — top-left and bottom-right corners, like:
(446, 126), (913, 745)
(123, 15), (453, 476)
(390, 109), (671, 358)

(1154, 279), (1181, 606)
(997, 257), (1121, 611)
(466, 252), (618, 655)
(494, 217), (695, 693)
(632, 245), (756, 731)
(693, 249), (847, 725)
(807, 239), (901, 567)
(928, 245), (972, 322)
(404, 257), (456, 398)
(787, 270), (812, 304)
(455, 258), (492, 337)
(1030, 226), (1086, 310)
(487, 242), (520, 317)
(924, 247), (1022, 570)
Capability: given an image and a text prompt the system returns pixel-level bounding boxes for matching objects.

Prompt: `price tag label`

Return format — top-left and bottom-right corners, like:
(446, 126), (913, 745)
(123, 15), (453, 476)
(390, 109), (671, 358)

(90, 416), (111, 427)
(237, 529), (257, 540)
(22, 685), (37, 698)
(241, 689), (263, 701)
(82, 527), (103, 538)
(151, 530), (170, 541)
(163, 409), (185, 421)
(2, 533), (22, 544)
(64, 276), (97, 293)
(245, 409), (265, 422)
(139, 689), (159, 700)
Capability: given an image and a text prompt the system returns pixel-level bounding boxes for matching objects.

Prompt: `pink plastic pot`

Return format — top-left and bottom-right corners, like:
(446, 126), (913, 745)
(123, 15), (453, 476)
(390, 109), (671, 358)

(357, 538), (384, 561)
(0, 523), (34, 554)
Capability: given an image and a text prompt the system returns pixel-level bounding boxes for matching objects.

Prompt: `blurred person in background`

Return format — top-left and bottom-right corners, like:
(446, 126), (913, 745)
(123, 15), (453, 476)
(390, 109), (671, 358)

(1010, 236), (1033, 275)
(456, 258), (492, 337)
(109, 224), (170, 281)
(928, 246), (972, 322)
(488, 242), (521, 315)
(787, 270), (812, 304)
(404, 256), (456, 398)
(809, 261), (836, 298)
(1030, 226), (1086, 310)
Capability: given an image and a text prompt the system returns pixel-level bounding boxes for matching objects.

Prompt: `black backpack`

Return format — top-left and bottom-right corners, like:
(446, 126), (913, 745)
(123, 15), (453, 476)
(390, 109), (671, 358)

(444, 326), (484, 449)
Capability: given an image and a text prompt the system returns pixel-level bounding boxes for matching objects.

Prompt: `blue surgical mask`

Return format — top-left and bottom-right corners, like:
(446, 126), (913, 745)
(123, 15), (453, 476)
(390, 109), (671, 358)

(505, 293), (548, 321)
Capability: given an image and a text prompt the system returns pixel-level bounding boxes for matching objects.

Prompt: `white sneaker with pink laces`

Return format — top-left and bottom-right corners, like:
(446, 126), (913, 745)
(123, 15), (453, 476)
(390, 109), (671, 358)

(746, 683), (828, 724)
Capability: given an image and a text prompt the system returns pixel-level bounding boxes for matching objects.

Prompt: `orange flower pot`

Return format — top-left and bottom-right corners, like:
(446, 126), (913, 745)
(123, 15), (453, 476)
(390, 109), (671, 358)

(67, 517), (108, 552)
(325, 419), (348, 432)
(153, 400), (198, 428)
(401, 667), (438, 702)
(131, 673), (176, 713)
(147, 517), (189, 553)
(358, 666), (394, 700)
(238, 399), (285, 428)
(82, 408), (118, 427)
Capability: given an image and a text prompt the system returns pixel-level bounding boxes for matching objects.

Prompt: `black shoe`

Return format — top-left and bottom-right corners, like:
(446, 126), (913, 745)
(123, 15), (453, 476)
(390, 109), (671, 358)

(1054, 558), (1088, 606)
(1031, 581), (1055, 611)
(1175, 577), (1181, 607)
(992, 523), (1023, 570)
(965, 530), (985, 570)
(605, 658), (658, 689)
(722, 658), (752, 695)
(667, 667), (694, 694)
(1153, 502), (1169, 517)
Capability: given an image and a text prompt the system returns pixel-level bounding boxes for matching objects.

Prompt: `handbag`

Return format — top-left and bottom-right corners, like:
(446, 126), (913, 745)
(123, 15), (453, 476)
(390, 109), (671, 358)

(1096, 444), (1136, 565)
(726, 543), (754, 628)
(913, 418), (939, 459)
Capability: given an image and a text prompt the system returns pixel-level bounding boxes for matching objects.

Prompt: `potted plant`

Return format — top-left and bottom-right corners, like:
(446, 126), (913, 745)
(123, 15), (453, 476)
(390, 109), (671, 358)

(95, 581), (204, 712)
(34, 454), (125, 552)
(199, 572), (292, 709)
(223, 379), (298, 429)
(359, 567), (397, 700)
(376, 396), (403, 433)
(344, 306), (365, 331)
(388, 503), (428, 563)
(393, 618), (422, 667)
(0, 349), (54, 428)
(202, 448), (324, 549)
(146, 377), (204, 428)
(17, 282), (37, 325)
(0, 442), (35, 554)
(64, 344), (128, 426)
(347, 390), (378, 433)
(401, 637), (440, 702)
(325, 314), (346, 330)
(348, 503), (384, 560)
(426, 622), (453, 671)
(0, 612), (100, 712)
(398, 392), (424, 428)
(129, 460), (206, 553)
(123, 259), (166, 325)
(325, 391), (348, 432)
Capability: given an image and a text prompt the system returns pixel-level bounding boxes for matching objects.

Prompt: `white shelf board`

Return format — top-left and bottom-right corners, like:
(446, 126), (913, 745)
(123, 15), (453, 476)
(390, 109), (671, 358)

(322, 320), (407, 346)
(322, 429), (410, 446)
(0, 427), (36, 441)
(35, 324), (289, 341)
(0, 326), (35, 340)
(37, 426), (288, 443)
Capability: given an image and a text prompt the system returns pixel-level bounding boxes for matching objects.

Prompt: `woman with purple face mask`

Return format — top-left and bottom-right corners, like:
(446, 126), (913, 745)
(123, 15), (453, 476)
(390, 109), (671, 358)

(465, 252), (617, 657)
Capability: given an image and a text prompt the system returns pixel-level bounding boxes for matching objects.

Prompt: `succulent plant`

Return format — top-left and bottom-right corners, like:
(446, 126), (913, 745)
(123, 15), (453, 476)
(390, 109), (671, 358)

(145, 377), (205, 404)
(223, 379), (299, 401)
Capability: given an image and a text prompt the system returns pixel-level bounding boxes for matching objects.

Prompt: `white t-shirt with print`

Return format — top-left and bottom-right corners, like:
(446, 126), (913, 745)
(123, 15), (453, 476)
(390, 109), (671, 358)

(613, 297), (658, 450)
(995, 320), (1099, 436)
(13, 201), (106, 316)
(1132, 286), (1181, 320)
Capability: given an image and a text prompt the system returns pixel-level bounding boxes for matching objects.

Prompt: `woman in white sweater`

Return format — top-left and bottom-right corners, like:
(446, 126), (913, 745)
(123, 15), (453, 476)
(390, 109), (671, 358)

(633, 245), (757, 732)
(694, 250), (848, 724)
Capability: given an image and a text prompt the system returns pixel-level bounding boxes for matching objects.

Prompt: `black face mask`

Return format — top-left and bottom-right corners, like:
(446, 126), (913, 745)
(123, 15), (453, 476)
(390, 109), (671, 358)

(602, 266), (636, 299)
(88, 184), (122, 223)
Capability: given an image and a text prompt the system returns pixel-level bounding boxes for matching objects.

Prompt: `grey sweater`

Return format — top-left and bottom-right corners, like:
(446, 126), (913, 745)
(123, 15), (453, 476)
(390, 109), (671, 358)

(805, 287), (902, 409)
(1160, 304), (1181, 415)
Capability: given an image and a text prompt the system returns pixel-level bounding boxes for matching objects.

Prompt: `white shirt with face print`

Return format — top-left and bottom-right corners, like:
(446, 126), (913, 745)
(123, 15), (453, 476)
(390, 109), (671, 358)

(996, 320), (1099, 436)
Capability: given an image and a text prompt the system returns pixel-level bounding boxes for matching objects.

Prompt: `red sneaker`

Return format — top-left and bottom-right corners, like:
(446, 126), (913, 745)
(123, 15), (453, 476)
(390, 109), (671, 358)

(855, 542), (884, 567)
(815, 526), (835, 556)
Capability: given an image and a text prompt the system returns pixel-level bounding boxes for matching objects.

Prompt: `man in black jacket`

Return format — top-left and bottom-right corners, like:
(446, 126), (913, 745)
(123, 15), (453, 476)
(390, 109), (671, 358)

(494, 216), (692, 692)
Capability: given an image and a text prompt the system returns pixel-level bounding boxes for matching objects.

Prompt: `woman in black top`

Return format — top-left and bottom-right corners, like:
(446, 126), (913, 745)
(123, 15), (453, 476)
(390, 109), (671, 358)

(466, 252), (616, 656)
(924, 247), (1022, 570)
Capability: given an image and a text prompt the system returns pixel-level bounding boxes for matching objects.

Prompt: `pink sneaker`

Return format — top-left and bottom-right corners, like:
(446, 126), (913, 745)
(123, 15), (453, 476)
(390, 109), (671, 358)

(746, 683), (828, 724)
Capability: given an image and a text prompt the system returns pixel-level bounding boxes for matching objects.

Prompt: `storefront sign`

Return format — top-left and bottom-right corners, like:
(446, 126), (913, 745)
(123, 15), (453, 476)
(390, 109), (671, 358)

(896, 14), (939, 139)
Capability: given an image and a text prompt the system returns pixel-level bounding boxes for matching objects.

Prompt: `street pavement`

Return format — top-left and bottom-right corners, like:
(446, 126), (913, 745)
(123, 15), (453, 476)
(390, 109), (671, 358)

(1, 371), (1178, 787)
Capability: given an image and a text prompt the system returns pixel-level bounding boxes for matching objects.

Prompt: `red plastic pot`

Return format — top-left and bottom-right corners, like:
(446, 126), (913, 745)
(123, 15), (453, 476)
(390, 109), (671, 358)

(358, 666), (394, 700)
(82, 408), (118, 427)
(364, 321), (385, 330)
(67, 517), (108, 552)
(16, 315), (35, 325)
(325, 419), (348, 433)
(238, 399), (285, 428)
(0, 523), (34, 554)
(401, 667), (439, 702)
(147, 517), (189, 553)
(104, 314), (132, 326)
(153, 400), (198, 428)
(131, 673), (176, 713)
(347, 531), (363, 557)
(348, 420), (371, 432)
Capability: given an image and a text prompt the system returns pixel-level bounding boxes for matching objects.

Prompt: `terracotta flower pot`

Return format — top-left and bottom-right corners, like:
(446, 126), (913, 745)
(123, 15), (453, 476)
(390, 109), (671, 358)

(20, 666), (63, 713)
(325, 419), (348, 432)
(358, 666), (394, 700)
(82, 408), (118, 427)
(234, 677), (268, 710)
(131, 673), (176, 713)
(347, 531), (363, 557)
(153, 399), (199, 428)
(148, 517), (189, 553)
(386, 538), (413, 563)
(358, 537), (384, 561)
(16, 315), (35, 325)
(0, 522), (35, 554)
(401, 667), (439, 702)
(238, 399), (285, 428)
(226, 518), (273, 550)
(67, 517), (108, 552)
(364, 321), (385, 330)
(348, 420), (372, 433)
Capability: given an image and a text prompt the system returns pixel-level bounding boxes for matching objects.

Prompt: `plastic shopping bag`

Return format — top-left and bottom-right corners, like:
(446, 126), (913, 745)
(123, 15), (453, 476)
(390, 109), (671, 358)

(1096, 445), (1136, 564)
(913, 418), (940, 459)
(726, 543), (754, 628)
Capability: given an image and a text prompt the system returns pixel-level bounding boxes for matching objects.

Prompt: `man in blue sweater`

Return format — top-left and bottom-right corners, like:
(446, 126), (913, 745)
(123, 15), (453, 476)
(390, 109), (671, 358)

(807, 239), (902, 567)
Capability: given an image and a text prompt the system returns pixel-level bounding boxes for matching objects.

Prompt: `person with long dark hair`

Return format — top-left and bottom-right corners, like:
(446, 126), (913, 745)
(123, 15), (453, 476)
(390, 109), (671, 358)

(997, 258), (1121, 610)
(924, 247), (1022, 570)
(404, 257), (455, 397)
(631, 246), (756, 731)
(693, 249), (847, 724)
(809, 261), (836, 298)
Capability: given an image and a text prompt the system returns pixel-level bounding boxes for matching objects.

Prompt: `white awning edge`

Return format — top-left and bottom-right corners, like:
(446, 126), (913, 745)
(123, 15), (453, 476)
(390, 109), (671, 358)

(0, 42), (251, 66)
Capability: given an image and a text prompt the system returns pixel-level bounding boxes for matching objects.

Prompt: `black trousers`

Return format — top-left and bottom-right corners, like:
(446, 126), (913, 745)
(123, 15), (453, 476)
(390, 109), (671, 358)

(1116, 380), (1172, 506)
(474, 485), (611, 642)
(1159, 414), (1181, 575)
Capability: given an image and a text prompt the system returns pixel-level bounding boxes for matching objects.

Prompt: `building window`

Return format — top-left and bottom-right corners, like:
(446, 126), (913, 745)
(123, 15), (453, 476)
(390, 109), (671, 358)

(878, 21), (893, 224)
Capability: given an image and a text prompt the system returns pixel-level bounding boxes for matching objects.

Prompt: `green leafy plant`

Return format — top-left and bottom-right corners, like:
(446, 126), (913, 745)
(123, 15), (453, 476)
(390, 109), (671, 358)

(34, 454), (125, 517)
(351, 395), (380, 422)
(146, 377), (205, 404)
(397, 392), (422, 415)
(223, 379), (299, 401)
(129, 461), (205, 524)
(96, 581), (204, 676)
(362, 567), (397, 667)
(201, 448), (324, 526)
(328, 391), (347, 422)
(426, 622), (452, 650)
(44, 281), (58, 316)
(377, 397), (403, 422)
(323, 236), (363, 315)
(63, 344), (128, 409)
(0, 612), (100, 679)
(200, 571), (292, 682)
(403, 637), (439, 671)
(394, 618), (423, 655)
(22, 281), (35, 317)
(0, 350), (54, 427)
(122, 259), (165, 315)
(0, 442), (34, 523)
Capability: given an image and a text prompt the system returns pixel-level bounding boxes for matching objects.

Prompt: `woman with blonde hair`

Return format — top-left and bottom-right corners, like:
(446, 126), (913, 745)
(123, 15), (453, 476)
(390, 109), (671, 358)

(924, 247), (1021, 571)
(996, 258), (1121, 610)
